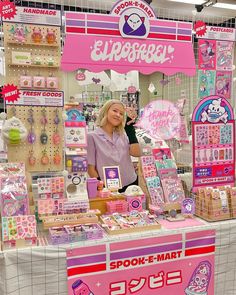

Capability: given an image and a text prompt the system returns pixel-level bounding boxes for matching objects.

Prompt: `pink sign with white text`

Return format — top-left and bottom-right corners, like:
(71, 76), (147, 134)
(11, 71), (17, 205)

(61, 0), (196, 76)
(66, 230), (215, 295)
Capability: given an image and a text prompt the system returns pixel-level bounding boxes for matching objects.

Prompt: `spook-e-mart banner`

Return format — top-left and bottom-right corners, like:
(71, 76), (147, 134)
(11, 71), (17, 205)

(66, 229), (215, 295)
(61, 0), (196, 76)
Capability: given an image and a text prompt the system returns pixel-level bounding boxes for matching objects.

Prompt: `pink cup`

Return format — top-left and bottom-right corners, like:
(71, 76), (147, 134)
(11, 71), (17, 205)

(87, 178), (98, 199)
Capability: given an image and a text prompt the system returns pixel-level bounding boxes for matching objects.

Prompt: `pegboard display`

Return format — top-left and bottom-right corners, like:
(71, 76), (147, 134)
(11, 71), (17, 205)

(3, 23), (61, 90)
(6, 105), (64, 172)
(3, 21), (63, 172)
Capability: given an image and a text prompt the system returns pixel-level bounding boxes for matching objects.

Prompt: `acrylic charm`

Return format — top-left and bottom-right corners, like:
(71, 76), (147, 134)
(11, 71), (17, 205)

(53, 108), (61, 145)
(40, 109), (48, 145)
(53, 150), (61, 165)
(20, 75), (32, 88)
(46, 77), (58, 89)
(9, 24), (29, 43)
(33, 76), (45, 88)
(41, 150), (49, 165)
(40, 132), (48, 145)
(46, 28), (56, 44)
(28, 150), (36, 166)
(53, 133), (60, 145)
(27, 108), (36, 144)
(31, 27), (43, 43)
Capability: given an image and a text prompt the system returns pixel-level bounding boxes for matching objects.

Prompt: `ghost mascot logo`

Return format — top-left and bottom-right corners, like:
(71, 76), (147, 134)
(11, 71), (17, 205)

(123, 13), (146, 36)
(119, 7), (150, 39)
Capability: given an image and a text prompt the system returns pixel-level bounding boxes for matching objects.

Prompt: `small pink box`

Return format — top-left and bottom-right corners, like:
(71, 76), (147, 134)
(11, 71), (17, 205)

(20, 75), (32, 88)
(33, 76), (45, 88)
(97, 189), (111, 198)
(46, 77), (58, 89)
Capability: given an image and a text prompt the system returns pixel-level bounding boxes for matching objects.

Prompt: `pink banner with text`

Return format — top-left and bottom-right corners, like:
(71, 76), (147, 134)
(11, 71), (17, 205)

(66, 229), (215, 295)
(61, 4), (196, 76)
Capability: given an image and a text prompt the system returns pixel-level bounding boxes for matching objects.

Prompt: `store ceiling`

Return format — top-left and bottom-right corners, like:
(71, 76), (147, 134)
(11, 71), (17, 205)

(30, 0), (236, 22)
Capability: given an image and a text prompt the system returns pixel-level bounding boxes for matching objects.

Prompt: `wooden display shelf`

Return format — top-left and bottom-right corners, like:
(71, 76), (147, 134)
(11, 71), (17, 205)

(40, 210), (101, 229)
(89, 195), (126, 215)
(7, 40), (59, 47)
(8, 63), (59, 68)
(100, 221), (161, 235)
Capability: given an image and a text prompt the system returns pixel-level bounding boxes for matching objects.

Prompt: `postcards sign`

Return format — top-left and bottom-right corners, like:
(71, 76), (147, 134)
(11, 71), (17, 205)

(61, 0), (196, 76)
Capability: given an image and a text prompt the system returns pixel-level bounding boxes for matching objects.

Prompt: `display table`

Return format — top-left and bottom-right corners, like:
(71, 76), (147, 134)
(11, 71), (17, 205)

(0, 218), (236, 295)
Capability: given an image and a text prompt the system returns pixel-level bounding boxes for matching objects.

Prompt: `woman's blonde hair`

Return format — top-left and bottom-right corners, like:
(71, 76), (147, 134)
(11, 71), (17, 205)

(96, 99), (126, 133)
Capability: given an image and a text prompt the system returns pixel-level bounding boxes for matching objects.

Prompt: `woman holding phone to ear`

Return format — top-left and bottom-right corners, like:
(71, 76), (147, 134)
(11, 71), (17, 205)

(87, 99), (141, 193)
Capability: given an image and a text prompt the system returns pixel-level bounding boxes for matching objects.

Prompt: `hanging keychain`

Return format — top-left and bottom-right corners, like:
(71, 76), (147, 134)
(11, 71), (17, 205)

(41, 148), (49, 165)
(28, 149), (36, 166)
(53, 148), (61, 165)
(52, 108), (61, 145)
(40, 108), (48, 145)
(27, 108), (36, 144)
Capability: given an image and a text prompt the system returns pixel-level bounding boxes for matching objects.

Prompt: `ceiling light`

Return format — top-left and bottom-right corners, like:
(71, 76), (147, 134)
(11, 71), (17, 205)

(214, 3), (236, 9)
(204, 0), (217, 7)
(169, 0), (205, 4)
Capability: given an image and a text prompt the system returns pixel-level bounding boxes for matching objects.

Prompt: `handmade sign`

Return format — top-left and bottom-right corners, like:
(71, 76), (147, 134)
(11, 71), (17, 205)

(61, 0), (196, 76)
(192, 95), (235, 189)
(136, 100), (181, 140)
(66, 229), (215, 295)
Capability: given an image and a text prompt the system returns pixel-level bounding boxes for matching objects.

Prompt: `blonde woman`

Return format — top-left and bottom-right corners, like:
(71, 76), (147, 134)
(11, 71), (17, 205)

(87, 99), (141, 192)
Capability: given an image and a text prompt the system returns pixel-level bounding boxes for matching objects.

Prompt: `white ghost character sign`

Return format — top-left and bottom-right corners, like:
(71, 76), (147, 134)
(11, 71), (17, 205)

(201, 98), (228, 124)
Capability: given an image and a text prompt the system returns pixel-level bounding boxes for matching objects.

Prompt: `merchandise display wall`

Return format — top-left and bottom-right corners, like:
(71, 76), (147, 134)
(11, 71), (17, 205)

(0, 1), (236, 295)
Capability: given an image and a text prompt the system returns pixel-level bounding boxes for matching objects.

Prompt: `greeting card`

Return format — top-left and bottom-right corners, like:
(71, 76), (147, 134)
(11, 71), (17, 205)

(198, 70), (216, 99)
(198, 39), (216, 70)
(159, 169), (185, 203)
(152, 148), (171, 160)
(215, 71), (232, 99)
(216, 41), (234, 71)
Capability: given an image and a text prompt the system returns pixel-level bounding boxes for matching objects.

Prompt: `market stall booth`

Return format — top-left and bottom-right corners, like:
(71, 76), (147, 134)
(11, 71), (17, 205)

(0, 1), (236, 295)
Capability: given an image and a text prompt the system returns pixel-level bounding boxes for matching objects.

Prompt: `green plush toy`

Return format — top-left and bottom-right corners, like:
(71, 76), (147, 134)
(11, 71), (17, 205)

(2, 116), (27, 145)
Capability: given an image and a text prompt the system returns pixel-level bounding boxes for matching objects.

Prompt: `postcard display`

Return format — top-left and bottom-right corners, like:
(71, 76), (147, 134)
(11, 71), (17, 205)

(197, 26), (235, 100)
(3, 8), (64, 172)
(192, 95), (235, 189)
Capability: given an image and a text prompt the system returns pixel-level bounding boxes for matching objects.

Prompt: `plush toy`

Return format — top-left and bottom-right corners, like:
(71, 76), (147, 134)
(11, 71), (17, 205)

(2, 117), (27, 145)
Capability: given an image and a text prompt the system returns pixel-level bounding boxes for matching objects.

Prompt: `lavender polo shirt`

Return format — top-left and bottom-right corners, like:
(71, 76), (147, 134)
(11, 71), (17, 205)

(87, 127), (137, 187)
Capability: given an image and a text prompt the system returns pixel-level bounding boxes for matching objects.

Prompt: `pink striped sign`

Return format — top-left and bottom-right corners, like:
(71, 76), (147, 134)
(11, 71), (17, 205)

(66, 230), (215, 295)
(62, 8), (196, 76)
(65, 12), (192, 41)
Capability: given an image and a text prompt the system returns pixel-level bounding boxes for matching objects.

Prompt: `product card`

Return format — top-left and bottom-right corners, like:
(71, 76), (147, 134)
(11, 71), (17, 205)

(12, 51), (31, 65)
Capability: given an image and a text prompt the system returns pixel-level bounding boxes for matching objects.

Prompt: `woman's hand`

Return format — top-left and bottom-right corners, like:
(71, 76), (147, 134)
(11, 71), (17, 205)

(126, 106), (138, 125)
